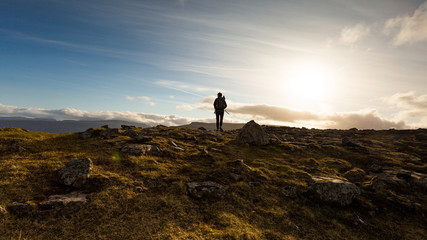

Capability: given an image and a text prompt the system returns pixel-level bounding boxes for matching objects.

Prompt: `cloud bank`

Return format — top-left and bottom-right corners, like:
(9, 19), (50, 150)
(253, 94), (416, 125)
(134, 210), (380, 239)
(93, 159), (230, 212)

(197, 97), (407, 129)
(0, 103), (192, 126)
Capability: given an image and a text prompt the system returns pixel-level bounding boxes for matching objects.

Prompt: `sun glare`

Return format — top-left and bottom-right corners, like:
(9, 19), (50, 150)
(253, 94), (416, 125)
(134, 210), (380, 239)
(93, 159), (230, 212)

(278, 61), (336, 105)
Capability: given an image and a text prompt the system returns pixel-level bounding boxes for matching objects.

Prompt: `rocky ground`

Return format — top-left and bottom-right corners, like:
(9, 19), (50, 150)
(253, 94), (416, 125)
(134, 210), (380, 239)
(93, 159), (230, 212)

(0, 121), (426, 239)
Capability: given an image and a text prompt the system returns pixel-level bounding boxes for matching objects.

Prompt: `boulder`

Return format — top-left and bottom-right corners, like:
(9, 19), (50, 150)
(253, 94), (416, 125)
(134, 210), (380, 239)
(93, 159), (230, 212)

(308, 176), (360, 206)
(57, 158), (93, 188)
(6, 202), (35, 217)
(121, 125), (134, 130)
(133, 186), (145, 193)
(100, 128), (118, 138)
(38, 192), (87, 217)
(187, 181), (228, 200)
(135, 135), (153, 143)
(281, 186), (297, 198)
(123, 129), (138, 137)
(121, 144), (162, 156)
(80, 131), (92, 139)
(343, 168), (367, 183)
(236, 120), (269, 146)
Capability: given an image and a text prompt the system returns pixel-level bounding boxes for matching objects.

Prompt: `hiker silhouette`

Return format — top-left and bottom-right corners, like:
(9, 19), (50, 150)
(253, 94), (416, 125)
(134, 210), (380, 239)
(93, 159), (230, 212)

(213, 92), (227, 131)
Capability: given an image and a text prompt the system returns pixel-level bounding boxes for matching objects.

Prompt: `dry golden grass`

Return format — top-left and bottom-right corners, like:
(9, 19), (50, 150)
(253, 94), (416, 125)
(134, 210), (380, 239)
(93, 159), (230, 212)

(0, 126), (426, 239)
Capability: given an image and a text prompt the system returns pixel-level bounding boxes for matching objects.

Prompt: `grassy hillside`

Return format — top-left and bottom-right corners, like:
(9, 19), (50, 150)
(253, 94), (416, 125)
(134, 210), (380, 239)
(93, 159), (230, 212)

(0, 125), (426, 239)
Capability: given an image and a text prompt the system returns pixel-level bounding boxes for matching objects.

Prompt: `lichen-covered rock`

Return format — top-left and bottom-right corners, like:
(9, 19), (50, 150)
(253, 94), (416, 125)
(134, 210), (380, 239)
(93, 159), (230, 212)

(6, 202), (35, 217)
(187, 181), (228, 200)
(236, 120), (269, 146)
(57, 158), (93, 188)
(308, 176), (360, 206)
(38, 192), (87, 217)
(121, 144), (162, 156)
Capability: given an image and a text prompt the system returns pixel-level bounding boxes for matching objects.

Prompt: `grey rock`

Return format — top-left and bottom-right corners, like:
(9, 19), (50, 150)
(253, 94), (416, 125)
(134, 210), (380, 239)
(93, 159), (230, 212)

(308, 176), (360, 206)
(121, 144), (162, 156)
(281, 186), (297, 198)
(228, 159), (244, 175)
(0, 206), (6, 217)
(80, 131), (92, 139)
(123, 129), (138, 137)
(236, 120), (269, 146)
(134, 186), (145, 193)
(187, 181), (228, 200)
(7, 202), (34, 217)
(38, 192), (87, 217)
(121, 125), (134, 130)
(342, 136), (360, 148)
(10, 143), (26, 153)
(353, 214), (366, 226)
(100, 128), (118, 138)
(170, 146), (185, 152)
(230, 173), (243, 182)
(135, 135), (153, 143)
(57, 158), (93, 188)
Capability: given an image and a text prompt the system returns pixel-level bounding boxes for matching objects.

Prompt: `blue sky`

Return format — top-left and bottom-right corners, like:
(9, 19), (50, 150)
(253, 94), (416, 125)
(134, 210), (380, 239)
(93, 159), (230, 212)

(1, 0), (427, 128)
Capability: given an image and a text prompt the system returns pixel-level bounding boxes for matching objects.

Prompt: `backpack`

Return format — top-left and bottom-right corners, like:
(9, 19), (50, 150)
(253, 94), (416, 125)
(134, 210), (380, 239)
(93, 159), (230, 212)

(215, 97), (226, 110)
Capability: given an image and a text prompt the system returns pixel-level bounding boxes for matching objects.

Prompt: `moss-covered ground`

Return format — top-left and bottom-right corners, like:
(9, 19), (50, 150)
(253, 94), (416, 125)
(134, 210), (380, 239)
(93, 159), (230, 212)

(0, 126), (426, 239)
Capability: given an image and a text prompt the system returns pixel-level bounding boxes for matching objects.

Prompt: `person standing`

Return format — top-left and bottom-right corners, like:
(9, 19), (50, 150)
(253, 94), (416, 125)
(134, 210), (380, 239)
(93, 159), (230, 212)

(213, 92), (227, 131)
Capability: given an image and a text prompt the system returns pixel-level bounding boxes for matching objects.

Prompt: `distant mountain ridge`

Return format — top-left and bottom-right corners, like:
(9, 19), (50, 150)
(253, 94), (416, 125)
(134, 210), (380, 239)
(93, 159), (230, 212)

(0, 118), (150, 133)
(173, 121), (245, 131)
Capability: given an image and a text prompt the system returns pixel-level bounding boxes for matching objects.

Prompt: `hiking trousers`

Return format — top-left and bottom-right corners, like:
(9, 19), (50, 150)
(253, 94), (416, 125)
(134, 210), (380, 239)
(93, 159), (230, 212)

(215, 110), (224, 130)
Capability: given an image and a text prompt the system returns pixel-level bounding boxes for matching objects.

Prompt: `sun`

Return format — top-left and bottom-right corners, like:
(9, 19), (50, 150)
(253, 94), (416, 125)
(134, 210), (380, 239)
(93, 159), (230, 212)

(279, 61), (335, 103)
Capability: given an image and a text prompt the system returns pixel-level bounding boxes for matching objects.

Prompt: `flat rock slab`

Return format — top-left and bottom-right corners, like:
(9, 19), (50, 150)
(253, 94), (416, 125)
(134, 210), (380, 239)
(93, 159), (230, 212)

(187, 181), (228, 200)
(121, 144), (162, 156)
(38, 192), (87, 217)
(309, 176), (360, 206)
(57, 158), (93, 188)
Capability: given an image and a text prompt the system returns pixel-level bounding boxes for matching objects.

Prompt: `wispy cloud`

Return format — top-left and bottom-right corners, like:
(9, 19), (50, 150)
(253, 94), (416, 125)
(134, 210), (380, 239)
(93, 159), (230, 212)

(384, 1), (427, 46)
(0, 103), (191, 126)
(126, 96), (155, 106)
(176, 104), (193, 111)
(339, 24), (371, 44)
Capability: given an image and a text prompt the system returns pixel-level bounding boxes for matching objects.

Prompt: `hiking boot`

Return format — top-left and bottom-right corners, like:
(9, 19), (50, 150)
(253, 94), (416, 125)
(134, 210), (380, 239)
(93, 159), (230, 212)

(220, 128), (223, 132)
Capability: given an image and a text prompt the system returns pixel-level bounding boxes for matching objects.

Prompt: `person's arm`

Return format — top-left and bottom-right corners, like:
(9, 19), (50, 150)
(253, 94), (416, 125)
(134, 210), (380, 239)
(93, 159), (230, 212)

(213, 99), (217, 110)
(224, 99), (227, 109)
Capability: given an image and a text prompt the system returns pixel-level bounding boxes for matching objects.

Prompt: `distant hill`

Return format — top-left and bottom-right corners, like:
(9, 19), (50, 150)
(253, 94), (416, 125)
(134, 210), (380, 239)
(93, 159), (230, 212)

(0, 118), (149, 133)
(173, 121), (245, 131)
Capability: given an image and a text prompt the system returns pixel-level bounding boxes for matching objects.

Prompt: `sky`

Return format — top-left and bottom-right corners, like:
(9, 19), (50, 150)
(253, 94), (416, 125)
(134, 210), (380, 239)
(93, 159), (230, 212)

(1, 0), (427, 129)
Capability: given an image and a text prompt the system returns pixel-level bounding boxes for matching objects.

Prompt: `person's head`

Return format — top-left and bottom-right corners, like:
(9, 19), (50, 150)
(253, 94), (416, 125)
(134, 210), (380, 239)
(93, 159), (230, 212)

(217, 92), (222, 98)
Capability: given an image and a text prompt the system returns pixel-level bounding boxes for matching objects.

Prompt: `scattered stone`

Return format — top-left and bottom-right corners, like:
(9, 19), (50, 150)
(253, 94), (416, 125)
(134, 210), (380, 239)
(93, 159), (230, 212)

(342, 136), (360, 148)
(353, 214), (366, 226)
(0, 206), (6, 217)
(281, 186), (297, 198)
(100, 128), (118, 138)
(187, 181), (228, 200)
(369, 164), (383, 173)
(80, 131), (92, 139)
(6, 202), (34, 217)
(236, 120), (269, 146)
(248, 182), (262, 187)
(168, 140), (178, 147)
(123, 129), (138, 137)
(170, 146), (185, 152)
(343, 168), (367, 183)
(396, 170), (412, 180)
(10, 143), (26, 153)
(200, 148), (213, 158)
(198, 127), (207, 131)
(38, 192), (87, 217)
(57, 158), (93, 188)
(228, 159), (244, 175)
(135, 135), (153, 143)
(308, 176), (360, 206)
(134, 186), (145, 193)
(229, 173), (243, 182)
(121, 125), (134, 130)
(121, 144), (162, 156)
